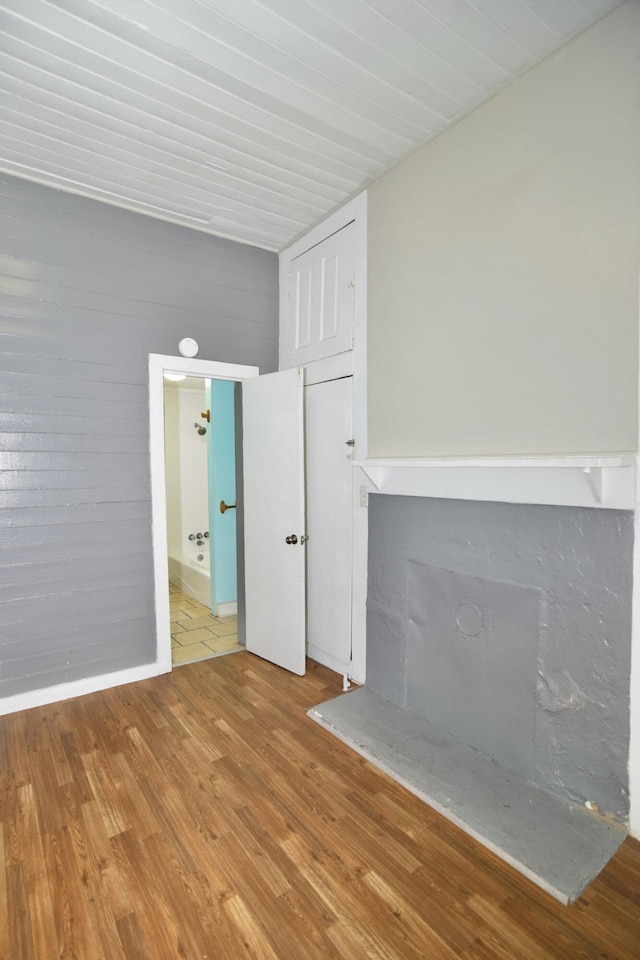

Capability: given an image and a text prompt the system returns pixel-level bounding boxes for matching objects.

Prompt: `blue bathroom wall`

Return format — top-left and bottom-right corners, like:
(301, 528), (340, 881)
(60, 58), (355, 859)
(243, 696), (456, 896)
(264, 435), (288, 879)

(206, 378), (237, 611)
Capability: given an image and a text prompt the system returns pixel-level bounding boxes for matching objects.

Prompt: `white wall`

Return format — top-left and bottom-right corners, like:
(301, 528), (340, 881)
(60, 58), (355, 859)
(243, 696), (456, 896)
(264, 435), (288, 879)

(164, 385), (181, 559)
(164, 379), (209, 558)
(367, 1), (640, 458)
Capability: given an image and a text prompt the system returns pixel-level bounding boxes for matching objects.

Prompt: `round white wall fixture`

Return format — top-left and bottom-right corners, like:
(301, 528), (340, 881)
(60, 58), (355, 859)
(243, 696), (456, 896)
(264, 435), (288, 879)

(178, 337), (199, 358)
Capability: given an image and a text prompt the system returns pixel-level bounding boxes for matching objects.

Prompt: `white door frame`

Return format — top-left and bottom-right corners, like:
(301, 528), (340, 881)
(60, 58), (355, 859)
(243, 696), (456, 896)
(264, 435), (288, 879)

(149, 353), (259, 672)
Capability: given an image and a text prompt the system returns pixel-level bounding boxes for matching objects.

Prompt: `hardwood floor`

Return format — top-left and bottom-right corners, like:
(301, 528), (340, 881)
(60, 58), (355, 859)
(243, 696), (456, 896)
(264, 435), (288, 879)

(1, 653), (638, 959)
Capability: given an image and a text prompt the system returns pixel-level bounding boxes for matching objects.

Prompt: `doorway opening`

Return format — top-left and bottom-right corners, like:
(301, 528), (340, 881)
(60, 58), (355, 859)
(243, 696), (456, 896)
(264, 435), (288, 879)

(163, 374), (241, 666)
(149, 354), (259, 674)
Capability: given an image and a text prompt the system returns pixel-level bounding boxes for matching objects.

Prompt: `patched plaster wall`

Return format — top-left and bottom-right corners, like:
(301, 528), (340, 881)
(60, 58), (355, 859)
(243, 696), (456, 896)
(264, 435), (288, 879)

(367, 496), (634, 821)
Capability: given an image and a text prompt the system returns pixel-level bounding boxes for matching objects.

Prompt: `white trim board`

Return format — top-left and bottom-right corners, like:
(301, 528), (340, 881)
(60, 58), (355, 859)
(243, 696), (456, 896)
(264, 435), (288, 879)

(302, 351), (354, 386)
(630, 442), (640, 838)
(630, 259), (640, 841)
(630, 504), (640, 839)
(356, 456), (636, 510)
(307, 645), (350, 679)
(217, 601), (238, 618)
(0, 662), (163, 717)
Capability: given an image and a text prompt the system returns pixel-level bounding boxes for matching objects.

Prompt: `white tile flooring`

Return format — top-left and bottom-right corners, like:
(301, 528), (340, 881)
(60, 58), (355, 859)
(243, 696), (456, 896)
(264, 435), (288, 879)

(169, 583), (242, 666)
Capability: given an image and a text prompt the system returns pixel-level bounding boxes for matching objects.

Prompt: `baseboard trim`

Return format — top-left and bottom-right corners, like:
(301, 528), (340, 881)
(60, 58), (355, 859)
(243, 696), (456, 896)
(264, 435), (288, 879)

(307, 643), (350, 678)
(217, 601), (238, 618)
(0, 660), (171, 717)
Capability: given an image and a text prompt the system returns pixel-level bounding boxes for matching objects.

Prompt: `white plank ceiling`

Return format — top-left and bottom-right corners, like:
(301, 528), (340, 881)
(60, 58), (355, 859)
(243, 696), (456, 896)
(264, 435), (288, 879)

(0, 0), (623, 250)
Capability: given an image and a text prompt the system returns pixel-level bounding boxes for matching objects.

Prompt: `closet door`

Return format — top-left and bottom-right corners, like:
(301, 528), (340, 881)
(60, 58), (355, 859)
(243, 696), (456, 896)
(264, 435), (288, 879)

(282, 221), (355, 369)
(305, 375), (353, 675)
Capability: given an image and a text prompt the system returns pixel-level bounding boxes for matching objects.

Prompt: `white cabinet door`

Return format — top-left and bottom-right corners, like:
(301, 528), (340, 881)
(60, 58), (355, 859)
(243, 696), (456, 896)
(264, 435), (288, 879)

(305, 376), (353, 675)
(242, 368), (306, 675)
(282, 222), (355, 369)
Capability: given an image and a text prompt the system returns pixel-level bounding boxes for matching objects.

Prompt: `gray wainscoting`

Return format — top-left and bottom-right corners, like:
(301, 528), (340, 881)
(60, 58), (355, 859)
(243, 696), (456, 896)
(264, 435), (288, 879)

(367, 495), (633, 821)
(0, 174), (278, 700)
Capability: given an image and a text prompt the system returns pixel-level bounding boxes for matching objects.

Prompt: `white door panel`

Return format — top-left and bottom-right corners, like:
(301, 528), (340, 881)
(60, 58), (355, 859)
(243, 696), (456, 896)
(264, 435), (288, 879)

(305, 376), (353, 674)
(283, 221), (355, 368)
(242, 368), (306, 675)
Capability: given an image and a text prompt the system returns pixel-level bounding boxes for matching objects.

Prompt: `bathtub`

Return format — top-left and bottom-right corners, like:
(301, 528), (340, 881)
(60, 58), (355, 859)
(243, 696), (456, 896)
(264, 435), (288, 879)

(168, 546), (210, 607)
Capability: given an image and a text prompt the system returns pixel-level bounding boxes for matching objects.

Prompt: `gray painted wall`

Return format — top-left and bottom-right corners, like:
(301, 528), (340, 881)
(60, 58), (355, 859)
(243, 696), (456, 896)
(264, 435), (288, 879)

(367, 495), (633, 820)
(0, 174), (278, 699)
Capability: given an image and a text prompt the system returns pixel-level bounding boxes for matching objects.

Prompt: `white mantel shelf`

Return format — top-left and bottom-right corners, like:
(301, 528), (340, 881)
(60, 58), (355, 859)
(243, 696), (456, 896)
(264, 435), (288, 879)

(355, 455), (637, 510)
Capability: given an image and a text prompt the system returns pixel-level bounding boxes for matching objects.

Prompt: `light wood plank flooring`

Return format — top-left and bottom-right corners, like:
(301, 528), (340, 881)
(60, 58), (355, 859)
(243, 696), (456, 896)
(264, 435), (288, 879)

(1, 653), (638, 959)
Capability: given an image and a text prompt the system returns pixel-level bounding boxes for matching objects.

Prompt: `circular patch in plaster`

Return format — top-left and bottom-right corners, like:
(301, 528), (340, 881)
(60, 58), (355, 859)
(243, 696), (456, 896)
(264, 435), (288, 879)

(455, 601), (484, 637)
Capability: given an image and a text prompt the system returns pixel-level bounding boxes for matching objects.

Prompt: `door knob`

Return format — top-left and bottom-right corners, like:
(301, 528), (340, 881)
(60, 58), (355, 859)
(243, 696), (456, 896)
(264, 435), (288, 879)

(220, 500), (236, 513)
(285, 534), (298, 544)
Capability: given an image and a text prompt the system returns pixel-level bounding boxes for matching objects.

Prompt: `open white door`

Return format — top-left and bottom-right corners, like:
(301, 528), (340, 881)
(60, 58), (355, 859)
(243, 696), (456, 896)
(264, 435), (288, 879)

(242, 368), (306, 675)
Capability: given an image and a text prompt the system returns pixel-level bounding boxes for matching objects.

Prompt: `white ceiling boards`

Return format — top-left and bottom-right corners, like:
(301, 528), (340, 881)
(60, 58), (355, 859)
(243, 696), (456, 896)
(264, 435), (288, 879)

(0, 0), (622, 251)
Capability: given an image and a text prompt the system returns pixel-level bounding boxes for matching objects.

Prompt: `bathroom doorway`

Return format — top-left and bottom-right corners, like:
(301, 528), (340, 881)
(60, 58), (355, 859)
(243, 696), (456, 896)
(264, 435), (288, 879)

(163, 372), (241, 667)
(149, 354), (259, 676)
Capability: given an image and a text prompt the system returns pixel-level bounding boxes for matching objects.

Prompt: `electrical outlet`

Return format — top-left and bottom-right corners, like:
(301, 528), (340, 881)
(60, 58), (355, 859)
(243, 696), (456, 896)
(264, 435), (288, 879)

(360, 485), (368, 508)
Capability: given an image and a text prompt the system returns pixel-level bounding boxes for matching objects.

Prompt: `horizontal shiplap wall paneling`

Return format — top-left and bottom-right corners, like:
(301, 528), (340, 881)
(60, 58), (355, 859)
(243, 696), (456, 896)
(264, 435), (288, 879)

(0, 173), (278, 700)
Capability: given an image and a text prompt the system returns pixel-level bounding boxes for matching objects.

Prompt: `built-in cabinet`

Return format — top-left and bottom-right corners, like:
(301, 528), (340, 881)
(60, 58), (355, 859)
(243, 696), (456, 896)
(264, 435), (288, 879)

(278, 198), (366, 682)
(280, 220), (355, 369)
(304, 373), (353, 676)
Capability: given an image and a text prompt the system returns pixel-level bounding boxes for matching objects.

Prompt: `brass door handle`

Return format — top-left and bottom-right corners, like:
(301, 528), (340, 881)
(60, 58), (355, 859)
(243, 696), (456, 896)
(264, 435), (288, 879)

(220, 500), (236, 513)
(201, 410), (210, 422)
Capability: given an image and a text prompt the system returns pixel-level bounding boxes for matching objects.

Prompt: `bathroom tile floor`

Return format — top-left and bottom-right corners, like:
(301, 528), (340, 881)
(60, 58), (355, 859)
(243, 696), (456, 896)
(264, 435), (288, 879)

(169, 583), (242, 665)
